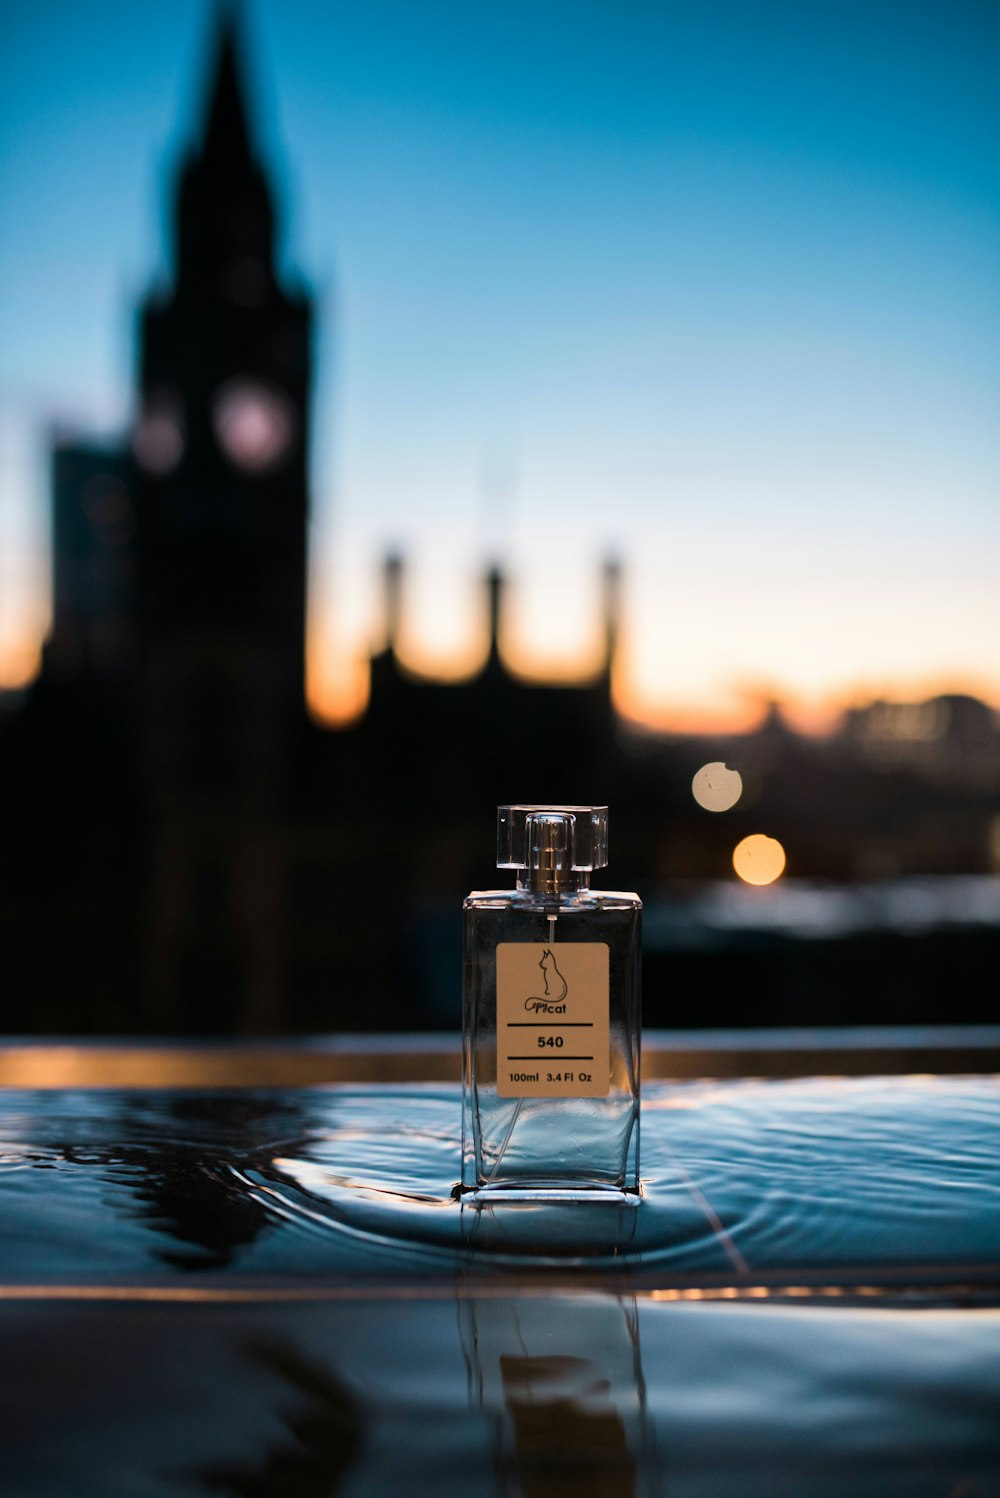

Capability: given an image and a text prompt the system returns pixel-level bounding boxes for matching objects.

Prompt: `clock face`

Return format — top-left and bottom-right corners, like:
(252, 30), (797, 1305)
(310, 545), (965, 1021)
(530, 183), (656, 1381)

(134, 392), (184, 475)
(213, 380), (295, 472)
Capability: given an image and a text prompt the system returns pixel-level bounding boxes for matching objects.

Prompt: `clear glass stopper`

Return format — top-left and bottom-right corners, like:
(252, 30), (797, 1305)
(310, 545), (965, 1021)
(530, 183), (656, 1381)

(497, 805), (609, 891)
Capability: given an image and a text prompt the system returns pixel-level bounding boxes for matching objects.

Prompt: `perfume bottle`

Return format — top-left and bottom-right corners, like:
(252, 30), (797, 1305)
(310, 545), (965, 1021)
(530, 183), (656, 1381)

(461, 804), (641, 1202)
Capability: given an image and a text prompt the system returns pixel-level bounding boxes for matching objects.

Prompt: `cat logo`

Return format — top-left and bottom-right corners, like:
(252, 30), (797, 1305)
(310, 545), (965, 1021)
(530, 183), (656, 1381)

(523, 948), (568, 1014)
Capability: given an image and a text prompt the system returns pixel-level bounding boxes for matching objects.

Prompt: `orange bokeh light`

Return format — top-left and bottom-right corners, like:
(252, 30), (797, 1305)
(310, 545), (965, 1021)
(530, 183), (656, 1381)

(733, 833), (786, 886)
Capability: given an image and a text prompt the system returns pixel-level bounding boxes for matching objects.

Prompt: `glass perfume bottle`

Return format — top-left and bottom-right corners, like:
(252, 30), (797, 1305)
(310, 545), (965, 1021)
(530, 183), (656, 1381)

(461, 804), (641, 1202)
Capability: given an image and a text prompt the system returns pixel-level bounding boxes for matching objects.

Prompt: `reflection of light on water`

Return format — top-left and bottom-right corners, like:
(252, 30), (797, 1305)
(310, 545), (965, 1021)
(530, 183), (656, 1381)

(733, 834), (786, 886)
(692, 761), (743, 812)
(272, 1156), (444, 1208)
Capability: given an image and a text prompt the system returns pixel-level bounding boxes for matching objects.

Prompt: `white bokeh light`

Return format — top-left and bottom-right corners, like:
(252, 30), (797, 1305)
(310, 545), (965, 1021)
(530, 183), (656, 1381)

(691, 761), (743, 812)
(213, 381), (294, 473)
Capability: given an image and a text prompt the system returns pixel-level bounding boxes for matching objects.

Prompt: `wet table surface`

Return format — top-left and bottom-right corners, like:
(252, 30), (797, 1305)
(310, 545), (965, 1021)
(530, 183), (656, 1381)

(1, 1075), (999, 1496)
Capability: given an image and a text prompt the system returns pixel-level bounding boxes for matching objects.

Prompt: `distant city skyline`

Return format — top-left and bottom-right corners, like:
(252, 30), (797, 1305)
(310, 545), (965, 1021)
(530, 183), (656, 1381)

(2, 0), (998, 730)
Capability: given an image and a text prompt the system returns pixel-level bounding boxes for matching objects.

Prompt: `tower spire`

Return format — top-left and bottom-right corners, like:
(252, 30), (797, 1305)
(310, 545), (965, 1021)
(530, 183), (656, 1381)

(485, 564), (505, 665)
(382, 551), (404, 657)
(601, 555), (622, 674)
(201, 6), (254, 164)
(171, 4), (275, 295)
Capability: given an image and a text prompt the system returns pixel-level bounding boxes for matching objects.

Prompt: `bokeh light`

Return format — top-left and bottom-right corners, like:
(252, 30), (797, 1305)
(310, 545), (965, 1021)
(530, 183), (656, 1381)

(213, 381), (295, 473)
(733, 834), (786, 886)
(133, 395), (184, 475)
(692, 761), (743, 812)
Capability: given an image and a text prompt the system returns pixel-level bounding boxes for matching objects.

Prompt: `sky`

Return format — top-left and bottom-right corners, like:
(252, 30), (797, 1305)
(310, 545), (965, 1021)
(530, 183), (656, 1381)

(1, 0), (998, 729)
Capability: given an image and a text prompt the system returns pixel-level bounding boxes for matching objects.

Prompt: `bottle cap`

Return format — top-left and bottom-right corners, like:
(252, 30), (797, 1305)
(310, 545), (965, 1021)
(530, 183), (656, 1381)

(497, 805), (609, 879)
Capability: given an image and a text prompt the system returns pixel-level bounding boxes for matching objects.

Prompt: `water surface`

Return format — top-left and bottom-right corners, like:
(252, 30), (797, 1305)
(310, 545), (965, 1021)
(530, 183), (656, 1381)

(1, 1076), (998, 1495)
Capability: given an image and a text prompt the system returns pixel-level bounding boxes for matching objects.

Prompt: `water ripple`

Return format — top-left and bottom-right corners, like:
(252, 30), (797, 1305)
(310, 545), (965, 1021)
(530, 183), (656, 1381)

(0, 1077), (997, 1286)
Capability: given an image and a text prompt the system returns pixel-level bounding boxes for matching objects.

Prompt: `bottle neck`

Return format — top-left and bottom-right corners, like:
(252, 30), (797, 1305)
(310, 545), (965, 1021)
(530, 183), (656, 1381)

(516, 870), (592, 896)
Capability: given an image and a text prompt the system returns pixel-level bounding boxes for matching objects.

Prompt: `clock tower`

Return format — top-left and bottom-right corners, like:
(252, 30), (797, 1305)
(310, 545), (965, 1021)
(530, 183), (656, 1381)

(136, 10), (310, 664)
(133, 12), (314, 1027)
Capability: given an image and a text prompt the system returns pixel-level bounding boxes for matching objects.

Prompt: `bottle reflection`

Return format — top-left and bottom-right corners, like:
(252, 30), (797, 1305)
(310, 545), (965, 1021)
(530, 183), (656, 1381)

(460, 1293), (660, 1497)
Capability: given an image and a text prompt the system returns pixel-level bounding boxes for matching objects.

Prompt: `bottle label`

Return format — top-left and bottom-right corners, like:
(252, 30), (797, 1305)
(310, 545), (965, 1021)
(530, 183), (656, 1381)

(495, 942), (610, 1098)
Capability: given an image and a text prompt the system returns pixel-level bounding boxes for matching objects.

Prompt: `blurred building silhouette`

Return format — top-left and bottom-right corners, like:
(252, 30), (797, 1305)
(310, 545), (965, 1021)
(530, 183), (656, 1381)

(1, 10), (998, 1034)
(134, 14), (311, 1030)
(0, 13), (632, 1032)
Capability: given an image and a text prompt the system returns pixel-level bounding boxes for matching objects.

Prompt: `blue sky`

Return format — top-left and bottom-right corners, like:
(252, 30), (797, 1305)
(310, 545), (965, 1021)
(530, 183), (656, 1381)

(1, 0), (998, 724)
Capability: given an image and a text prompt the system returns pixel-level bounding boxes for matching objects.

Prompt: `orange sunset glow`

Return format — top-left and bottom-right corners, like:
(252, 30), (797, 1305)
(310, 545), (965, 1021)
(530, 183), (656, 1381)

(298, 616), (1000, 735)
(7, 575), (1000, 739)
(0, 627), (43, 695)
